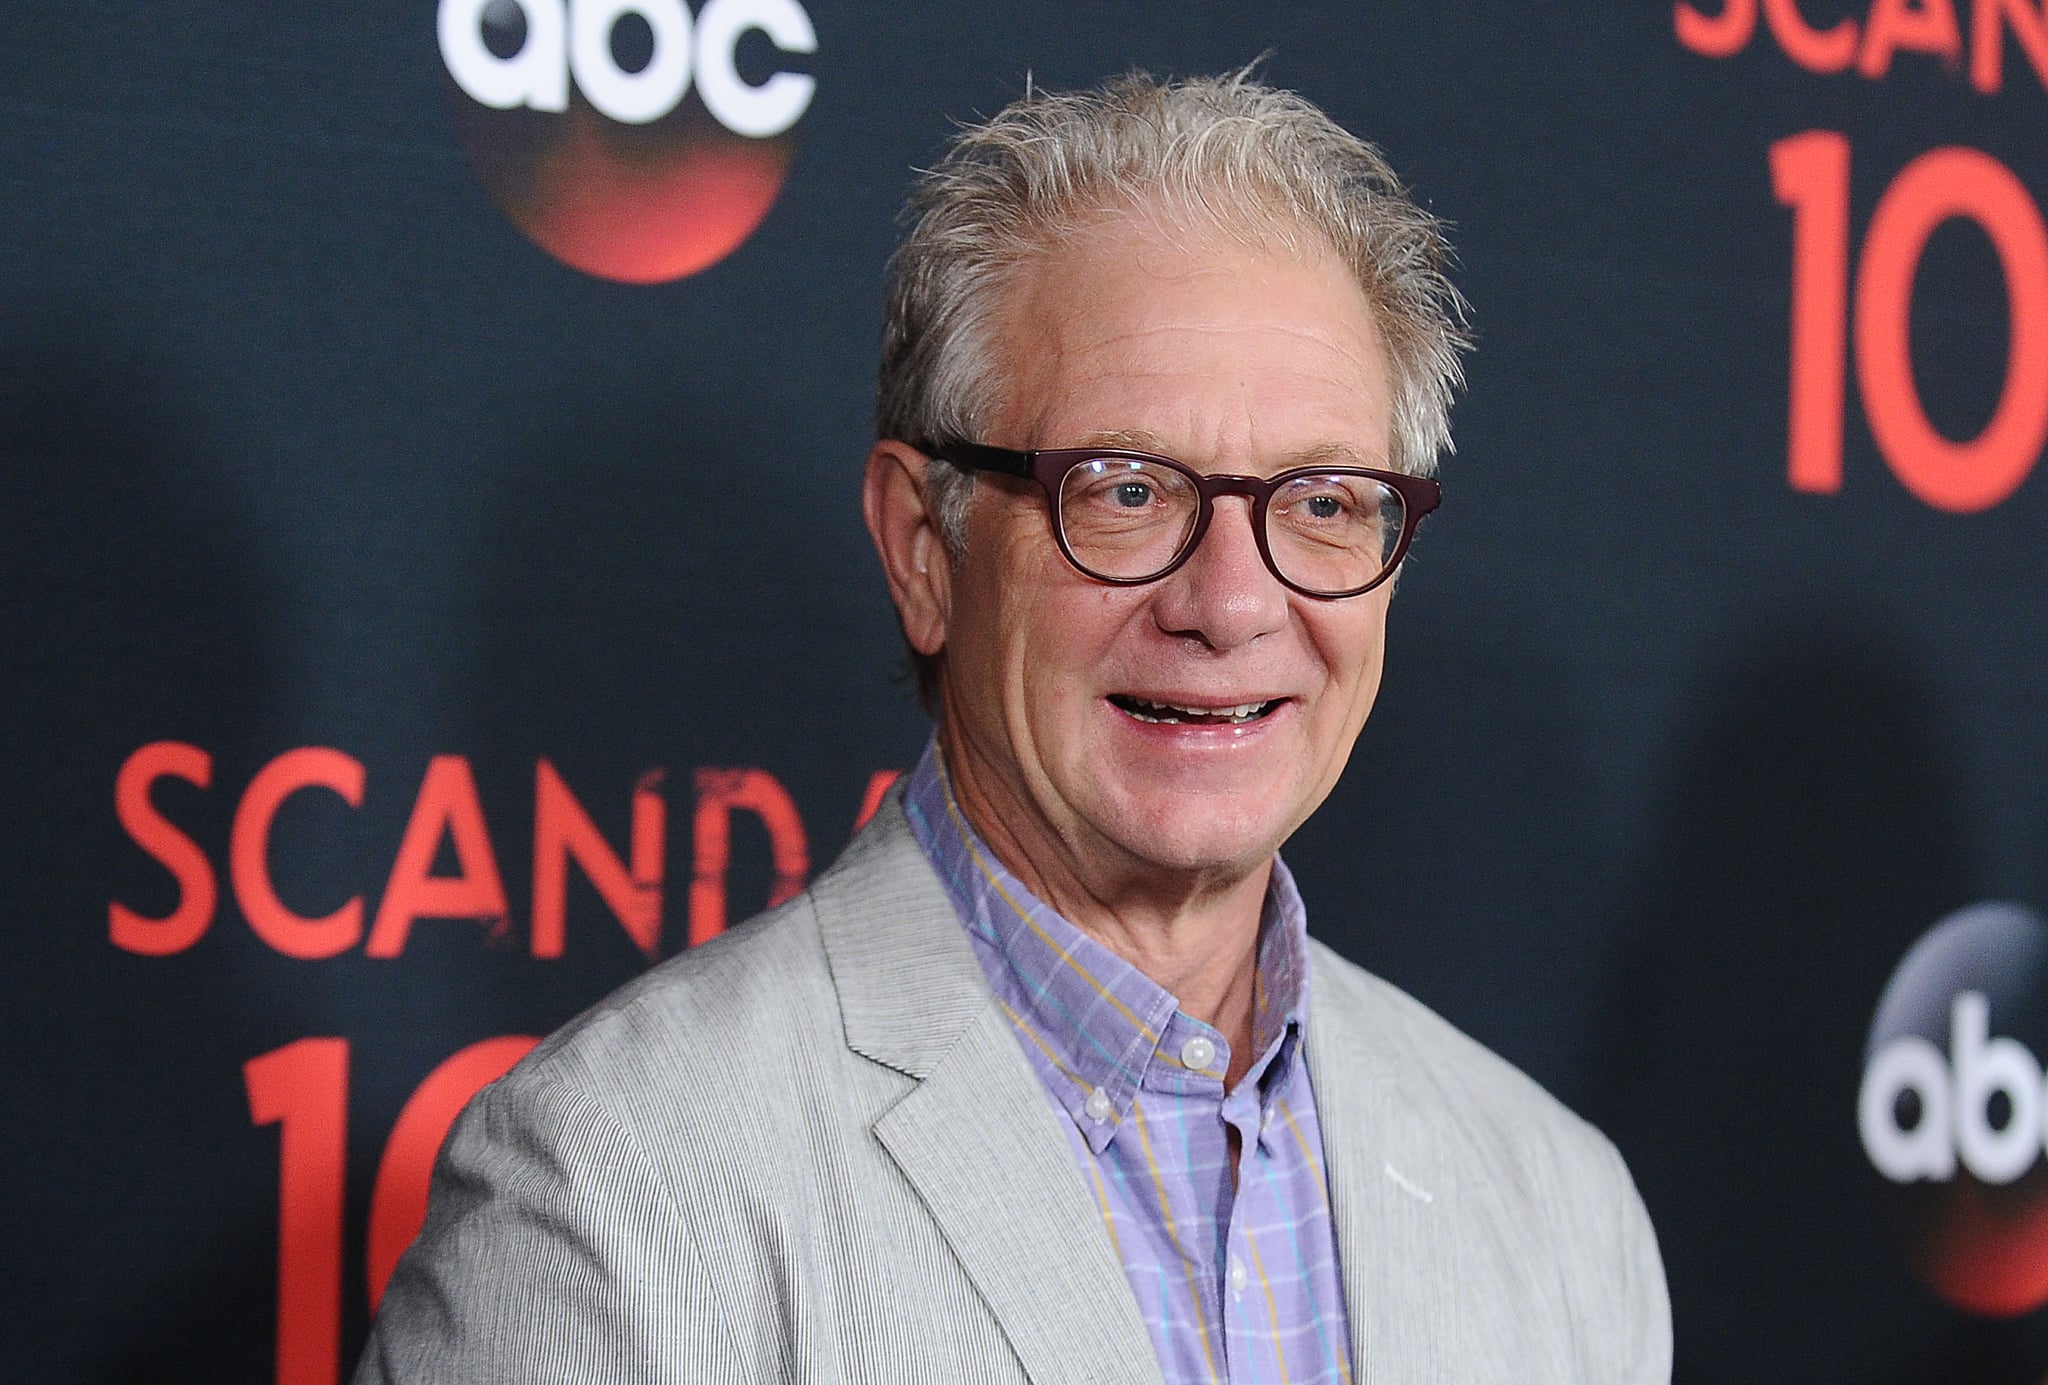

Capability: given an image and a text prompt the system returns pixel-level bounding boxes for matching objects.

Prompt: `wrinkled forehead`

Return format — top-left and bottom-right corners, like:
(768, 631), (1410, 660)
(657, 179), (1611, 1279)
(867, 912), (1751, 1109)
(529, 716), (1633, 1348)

(980, 207), (1393, 463)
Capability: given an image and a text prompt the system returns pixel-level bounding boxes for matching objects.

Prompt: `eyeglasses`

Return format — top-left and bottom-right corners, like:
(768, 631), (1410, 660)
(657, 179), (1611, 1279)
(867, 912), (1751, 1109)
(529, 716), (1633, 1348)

(929, 442), (1441, 599)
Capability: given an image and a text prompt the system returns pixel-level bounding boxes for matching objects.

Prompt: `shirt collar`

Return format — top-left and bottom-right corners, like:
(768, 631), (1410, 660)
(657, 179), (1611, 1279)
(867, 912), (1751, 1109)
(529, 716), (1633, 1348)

(901, 739), (1311, 1152)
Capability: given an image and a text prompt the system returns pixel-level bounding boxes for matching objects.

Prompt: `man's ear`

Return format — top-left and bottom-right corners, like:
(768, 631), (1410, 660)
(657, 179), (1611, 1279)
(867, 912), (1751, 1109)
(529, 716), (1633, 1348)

(862, 440), (951, 659)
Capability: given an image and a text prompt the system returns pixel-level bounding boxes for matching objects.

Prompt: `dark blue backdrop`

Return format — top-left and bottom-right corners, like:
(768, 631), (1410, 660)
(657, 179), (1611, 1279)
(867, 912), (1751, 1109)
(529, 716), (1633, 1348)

(5, 2), (2048, 1380)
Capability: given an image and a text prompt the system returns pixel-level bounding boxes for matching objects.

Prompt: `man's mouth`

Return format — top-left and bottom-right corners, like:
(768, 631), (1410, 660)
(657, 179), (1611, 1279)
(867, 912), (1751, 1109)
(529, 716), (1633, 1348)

(1107, 695), (1284, 726)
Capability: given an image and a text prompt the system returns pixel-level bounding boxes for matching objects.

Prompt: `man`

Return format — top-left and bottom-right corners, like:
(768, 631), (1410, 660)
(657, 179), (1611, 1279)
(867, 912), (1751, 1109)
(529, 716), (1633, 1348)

(358, 71), (1671, 1383)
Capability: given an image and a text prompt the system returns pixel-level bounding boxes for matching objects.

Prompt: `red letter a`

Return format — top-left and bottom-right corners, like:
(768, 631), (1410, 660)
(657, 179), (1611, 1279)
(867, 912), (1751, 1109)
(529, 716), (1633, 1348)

(530, 762), (665, 960)
(365, 756), (510, 958)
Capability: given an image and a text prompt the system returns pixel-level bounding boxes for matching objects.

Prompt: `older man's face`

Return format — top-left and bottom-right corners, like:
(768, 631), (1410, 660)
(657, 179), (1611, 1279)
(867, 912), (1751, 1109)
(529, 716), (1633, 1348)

(932, 211), (1397, 900)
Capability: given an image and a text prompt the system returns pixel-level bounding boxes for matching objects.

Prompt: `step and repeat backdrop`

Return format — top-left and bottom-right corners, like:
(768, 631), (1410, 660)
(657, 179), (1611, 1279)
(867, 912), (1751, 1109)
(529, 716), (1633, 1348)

(5, 2), (2048, 1381)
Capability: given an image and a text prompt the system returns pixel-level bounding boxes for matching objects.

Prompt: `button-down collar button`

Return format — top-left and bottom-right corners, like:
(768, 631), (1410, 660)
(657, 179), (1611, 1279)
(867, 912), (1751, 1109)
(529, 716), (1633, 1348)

(1228, 1256), (1248, 1294)
(1261, 1105), (1276, 1131)
(1180, 1036), (1217, 1071)
(1084, 1088), (1113, 1123)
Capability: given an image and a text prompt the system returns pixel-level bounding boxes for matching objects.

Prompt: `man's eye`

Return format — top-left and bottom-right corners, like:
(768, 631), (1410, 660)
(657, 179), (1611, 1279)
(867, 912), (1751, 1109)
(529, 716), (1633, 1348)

(1111, 482), (1155, 508)
(1289, 491), (1355, 522)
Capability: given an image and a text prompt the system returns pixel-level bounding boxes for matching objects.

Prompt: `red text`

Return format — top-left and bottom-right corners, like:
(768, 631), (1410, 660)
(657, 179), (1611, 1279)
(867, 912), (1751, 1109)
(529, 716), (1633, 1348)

(1774, 134), (2048, 510)
(1676, 0), (2048, 93)
(107, 745), (906, 959)
(246, 1035), (538, 1385)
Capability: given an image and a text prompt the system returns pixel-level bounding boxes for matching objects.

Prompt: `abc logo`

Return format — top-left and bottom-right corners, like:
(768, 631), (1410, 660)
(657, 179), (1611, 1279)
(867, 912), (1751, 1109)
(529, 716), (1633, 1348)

(437, 0), (816, 283)
(1858, 900), (2048, 1316)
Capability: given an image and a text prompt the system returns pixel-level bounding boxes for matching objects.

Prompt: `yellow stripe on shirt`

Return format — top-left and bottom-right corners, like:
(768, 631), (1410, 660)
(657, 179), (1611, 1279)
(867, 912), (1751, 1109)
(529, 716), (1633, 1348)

(1130, 1095), (1223, 1385)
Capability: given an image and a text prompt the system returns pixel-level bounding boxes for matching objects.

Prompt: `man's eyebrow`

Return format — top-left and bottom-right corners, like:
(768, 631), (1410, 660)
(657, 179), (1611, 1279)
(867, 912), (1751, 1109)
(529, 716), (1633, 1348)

(1288, 441), (1378, 468)
(1075, 427), (1171, 453)
(1072, 431), (1381, 469)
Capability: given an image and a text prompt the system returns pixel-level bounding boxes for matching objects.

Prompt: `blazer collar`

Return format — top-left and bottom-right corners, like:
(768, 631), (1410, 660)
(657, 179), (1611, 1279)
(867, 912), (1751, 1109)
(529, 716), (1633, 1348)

(813, 793), (1162, 1384)
(815, 800), (1468, 1383)
(813, 792), (995, 1079)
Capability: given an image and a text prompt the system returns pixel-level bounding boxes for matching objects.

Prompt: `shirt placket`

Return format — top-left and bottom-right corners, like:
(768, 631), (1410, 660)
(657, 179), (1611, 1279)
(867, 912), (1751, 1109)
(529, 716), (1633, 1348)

(1219, 1081), (1279, 1383)
(904, 741), (1340, 1385)
(1139, 1014), (1228, 1383)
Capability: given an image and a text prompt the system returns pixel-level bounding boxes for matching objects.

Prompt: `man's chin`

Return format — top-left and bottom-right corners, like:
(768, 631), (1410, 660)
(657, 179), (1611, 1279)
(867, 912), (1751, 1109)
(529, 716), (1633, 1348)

(1090, 799), (1292, 884)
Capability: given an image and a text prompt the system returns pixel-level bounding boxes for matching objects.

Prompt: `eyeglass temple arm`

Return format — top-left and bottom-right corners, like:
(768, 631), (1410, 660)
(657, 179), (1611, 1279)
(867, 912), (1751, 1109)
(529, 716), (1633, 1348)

(927, 442), (1032, 478)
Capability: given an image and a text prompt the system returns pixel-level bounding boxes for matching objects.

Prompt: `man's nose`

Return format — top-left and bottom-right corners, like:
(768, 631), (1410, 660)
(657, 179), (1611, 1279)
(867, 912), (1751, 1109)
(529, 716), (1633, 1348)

(1151, 496), (1290, 651)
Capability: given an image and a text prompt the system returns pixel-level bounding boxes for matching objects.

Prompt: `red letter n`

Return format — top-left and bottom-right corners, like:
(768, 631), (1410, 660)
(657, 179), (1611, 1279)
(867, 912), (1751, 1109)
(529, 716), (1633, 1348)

(531, 762), (666, 960)
(1973, 0), (2048, 91)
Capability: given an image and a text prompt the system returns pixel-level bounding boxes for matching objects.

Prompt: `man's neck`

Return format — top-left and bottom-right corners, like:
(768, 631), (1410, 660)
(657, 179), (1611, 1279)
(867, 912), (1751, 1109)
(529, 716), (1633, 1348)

(1084, 889), (1265, 1089)
(936, 742), (1272, 1086)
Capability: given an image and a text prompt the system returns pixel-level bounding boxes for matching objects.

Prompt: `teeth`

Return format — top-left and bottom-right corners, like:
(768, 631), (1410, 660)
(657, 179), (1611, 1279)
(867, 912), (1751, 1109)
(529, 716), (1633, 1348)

(1121, 696), (1275, 724)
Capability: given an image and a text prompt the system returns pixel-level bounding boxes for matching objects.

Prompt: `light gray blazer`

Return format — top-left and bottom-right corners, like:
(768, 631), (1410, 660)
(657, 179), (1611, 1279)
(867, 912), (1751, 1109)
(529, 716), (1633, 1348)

(356, 798), (1671, 1384)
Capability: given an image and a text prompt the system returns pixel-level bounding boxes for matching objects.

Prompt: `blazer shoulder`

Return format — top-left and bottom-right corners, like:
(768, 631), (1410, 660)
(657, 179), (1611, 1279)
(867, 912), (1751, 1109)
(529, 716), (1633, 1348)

(1310, 945), (1671, 1378)
(495, 797), (944, 1110)
(512, 890), (838, 1102)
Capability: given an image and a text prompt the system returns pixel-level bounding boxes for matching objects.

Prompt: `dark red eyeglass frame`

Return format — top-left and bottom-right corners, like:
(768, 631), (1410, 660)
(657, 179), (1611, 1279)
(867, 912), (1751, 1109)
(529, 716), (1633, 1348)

(928, 442), (1442, 599)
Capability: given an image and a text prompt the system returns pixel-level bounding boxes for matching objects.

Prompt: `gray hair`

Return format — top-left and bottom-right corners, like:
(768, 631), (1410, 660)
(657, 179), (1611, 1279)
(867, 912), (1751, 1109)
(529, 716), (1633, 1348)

(876, 68), (1471, 699)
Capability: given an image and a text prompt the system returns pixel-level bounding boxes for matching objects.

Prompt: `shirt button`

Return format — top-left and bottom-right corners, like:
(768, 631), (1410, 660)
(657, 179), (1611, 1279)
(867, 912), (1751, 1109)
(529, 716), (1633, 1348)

(1228, 1257), (1248, 1294)
(1262, 1105), (1276, 1131)
(1084, 1088), (1113, 1122)
(1180, 1036), (1217, 1071)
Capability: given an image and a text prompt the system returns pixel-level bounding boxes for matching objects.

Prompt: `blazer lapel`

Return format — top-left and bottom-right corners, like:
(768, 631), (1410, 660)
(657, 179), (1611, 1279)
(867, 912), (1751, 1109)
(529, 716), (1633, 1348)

(1306, 956), (1458, 1385)
(814, 799), (1160, 1385)
(874, 1005), (1162, 1385)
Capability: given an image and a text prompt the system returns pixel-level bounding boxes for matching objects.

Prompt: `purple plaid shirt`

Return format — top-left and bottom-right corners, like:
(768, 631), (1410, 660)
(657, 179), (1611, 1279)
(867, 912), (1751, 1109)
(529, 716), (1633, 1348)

(903, 743), (1355, 1384)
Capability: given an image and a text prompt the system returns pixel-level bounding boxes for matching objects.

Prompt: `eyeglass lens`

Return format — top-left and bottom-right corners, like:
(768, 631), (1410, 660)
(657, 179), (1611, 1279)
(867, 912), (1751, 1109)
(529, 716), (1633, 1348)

(1056, 457), (1406, 595)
